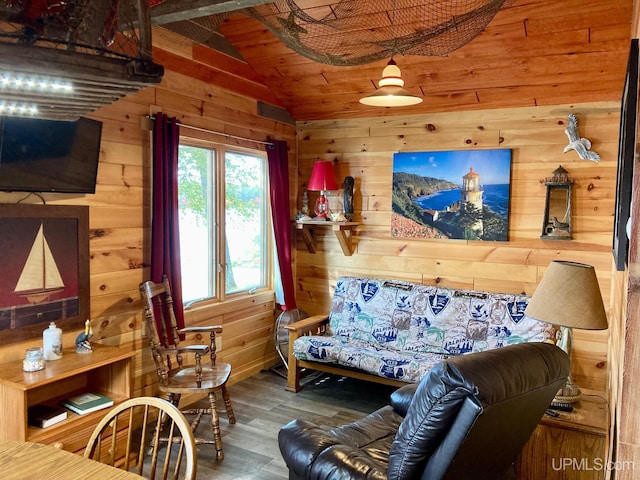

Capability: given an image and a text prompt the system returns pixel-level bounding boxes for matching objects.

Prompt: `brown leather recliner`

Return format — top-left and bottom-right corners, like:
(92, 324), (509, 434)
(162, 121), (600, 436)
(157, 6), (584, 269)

(278, 342), (569, 480)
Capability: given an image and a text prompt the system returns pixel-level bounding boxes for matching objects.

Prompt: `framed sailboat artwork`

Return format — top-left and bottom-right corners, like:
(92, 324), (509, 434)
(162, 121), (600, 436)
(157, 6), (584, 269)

(0, 204), (89, 343)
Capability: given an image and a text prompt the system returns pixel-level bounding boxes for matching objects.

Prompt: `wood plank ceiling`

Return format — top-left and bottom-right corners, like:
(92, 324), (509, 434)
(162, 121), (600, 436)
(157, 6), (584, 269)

(151, 0), (634, 122)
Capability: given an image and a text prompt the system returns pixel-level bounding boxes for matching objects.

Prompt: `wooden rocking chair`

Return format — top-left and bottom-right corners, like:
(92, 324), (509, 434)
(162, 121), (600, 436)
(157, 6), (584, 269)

(140, 275), (236, 461)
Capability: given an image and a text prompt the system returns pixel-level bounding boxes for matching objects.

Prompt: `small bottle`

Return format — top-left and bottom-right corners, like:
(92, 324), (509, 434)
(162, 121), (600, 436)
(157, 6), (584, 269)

(43, 322), (63, 361)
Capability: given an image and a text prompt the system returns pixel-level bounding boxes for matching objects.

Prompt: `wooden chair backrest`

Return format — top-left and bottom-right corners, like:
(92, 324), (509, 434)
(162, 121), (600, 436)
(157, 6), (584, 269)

(140, 275), (181, 348)
(84, 396), (197, 480)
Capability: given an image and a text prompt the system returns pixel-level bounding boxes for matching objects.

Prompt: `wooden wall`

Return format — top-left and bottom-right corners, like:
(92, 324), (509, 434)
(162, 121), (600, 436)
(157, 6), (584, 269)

(607, 2), (640, 476)
(0, 16), (631, 457)
(295, 101), (620, 394)
(0, 29), (296, 400)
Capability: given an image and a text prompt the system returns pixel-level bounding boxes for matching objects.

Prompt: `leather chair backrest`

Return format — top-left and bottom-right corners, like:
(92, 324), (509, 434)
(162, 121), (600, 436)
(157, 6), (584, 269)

(387, 342), (569, 480)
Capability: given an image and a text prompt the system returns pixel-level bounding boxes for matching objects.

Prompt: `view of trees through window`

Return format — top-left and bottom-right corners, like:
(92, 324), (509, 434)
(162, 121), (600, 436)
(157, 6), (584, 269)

(177, 144), (268, 303)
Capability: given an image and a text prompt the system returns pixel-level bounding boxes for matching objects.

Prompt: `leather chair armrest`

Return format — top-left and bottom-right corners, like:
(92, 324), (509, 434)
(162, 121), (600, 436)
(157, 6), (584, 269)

(279, 419), (387, 480)
(390, 383), (418, 417)
(278, 419), (339, 477)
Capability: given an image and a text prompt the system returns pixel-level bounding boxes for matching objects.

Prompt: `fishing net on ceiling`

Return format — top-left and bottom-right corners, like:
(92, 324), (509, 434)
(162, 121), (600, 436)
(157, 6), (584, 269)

(220, 0), (516, 66)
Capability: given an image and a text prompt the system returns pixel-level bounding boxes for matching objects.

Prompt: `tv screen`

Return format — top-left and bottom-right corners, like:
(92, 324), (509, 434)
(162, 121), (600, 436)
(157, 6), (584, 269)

(0, 116), (102, 193)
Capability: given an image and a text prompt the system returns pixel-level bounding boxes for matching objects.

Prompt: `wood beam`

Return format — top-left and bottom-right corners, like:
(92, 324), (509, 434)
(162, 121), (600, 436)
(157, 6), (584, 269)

(150, 0), (273, 25)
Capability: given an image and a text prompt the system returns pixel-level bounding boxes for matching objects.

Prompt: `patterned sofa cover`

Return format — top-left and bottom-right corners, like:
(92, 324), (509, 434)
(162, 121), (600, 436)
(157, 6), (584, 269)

(285, 276), (557, 392)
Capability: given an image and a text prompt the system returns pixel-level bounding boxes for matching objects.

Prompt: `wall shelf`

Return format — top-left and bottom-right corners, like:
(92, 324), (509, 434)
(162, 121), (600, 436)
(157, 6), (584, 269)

(295, 221), (358, 256)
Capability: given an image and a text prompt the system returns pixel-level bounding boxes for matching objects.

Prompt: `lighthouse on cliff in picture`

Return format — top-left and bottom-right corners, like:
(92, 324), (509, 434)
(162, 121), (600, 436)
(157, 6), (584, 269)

(461, 167), (484, 236)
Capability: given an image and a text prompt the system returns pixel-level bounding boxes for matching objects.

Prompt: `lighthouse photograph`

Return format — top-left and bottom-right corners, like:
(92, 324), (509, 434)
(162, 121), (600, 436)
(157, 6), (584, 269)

(391, 149), (512, 241)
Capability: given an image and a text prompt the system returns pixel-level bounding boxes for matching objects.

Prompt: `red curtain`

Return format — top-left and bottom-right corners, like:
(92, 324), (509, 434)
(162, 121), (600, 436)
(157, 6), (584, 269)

(266, 138), (297, 310)
(151, 113), (185, 335)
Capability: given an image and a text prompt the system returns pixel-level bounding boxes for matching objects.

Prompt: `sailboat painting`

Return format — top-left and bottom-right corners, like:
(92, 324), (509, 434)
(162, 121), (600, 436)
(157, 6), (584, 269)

(0, 204), (89, 343)
(14, 223), (65, 304)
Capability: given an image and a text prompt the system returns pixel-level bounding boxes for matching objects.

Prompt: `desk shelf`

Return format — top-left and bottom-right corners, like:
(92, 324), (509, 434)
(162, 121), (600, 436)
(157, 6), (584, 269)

(295, 221), (358, 256)
(0, 344), (135, 453)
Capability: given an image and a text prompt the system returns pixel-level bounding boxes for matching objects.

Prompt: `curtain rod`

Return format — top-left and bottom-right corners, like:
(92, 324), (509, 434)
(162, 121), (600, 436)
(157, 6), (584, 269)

(146, 115), (275, 147)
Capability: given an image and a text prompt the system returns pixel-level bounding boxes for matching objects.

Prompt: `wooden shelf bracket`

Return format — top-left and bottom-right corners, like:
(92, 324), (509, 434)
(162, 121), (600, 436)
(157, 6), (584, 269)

(295, 221), (358, 256)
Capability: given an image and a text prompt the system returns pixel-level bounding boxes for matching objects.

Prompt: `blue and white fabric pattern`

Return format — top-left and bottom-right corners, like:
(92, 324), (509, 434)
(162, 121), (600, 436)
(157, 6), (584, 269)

(293, 276), (557, 383)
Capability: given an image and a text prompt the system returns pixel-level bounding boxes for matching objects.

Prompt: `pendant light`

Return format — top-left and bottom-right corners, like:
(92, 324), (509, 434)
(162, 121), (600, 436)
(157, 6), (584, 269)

(359, 0), (422, 107)
(359, 58), (423, 107)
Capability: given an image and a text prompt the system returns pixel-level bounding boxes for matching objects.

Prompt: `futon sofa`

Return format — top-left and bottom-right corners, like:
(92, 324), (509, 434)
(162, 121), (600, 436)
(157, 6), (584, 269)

(286, 276), (556, 392)
(279, 342), (570, 480)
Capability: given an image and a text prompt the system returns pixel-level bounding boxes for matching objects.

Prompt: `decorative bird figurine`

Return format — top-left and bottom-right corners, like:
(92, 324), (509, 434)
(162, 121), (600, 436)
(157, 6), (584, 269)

(563, 114), (600, 161)
(75, 319), (94, 353)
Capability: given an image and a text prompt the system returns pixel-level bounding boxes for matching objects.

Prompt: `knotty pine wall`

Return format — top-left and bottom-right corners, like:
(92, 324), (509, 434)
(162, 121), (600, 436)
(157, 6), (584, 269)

(607, 4), (639, 476)
(0, 29), (624, 416)
(0, 38), (296, 400)
(295, 101), (620, 394)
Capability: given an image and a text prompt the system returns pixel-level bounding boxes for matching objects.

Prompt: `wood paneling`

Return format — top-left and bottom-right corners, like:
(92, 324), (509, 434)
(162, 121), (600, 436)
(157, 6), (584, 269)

(213, 0), (633, 121)
(0, 0), (635, 462)
(295, 101), (619, 394)
(0, 40), (295, 410)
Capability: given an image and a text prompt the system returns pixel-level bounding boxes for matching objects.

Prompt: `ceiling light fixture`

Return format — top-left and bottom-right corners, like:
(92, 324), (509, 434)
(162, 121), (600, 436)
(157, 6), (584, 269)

(0, 0), (163, 120)
(0, 74), (73, 94)
(359, 0), (422, 108)
(0, 102), (38, 115)
(359, 58), (423, 107)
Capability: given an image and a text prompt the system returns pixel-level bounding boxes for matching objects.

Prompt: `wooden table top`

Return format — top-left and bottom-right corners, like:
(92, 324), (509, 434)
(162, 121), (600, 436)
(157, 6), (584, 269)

(0, 440), (143, 479)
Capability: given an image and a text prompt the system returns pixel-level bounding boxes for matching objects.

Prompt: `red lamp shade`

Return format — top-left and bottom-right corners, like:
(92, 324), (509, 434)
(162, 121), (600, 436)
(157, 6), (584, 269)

(307, 161), (338, 191)
(307, 161), (338, 219)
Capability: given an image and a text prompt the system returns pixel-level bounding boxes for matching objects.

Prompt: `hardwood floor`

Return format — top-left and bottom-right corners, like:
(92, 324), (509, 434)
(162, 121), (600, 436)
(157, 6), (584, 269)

(185, 368), (397, 479)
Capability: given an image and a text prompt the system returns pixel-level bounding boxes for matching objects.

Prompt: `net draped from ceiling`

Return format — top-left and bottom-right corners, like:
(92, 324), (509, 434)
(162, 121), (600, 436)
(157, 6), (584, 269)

(214, 0), (515, 66)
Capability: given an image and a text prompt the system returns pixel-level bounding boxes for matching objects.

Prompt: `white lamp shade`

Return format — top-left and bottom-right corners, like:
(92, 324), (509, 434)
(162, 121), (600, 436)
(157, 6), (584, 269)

(360, 59), (422, 107)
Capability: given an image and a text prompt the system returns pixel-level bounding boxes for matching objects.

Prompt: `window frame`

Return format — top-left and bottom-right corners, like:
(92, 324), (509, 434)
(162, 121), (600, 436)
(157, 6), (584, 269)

(178, 135), (273, 307)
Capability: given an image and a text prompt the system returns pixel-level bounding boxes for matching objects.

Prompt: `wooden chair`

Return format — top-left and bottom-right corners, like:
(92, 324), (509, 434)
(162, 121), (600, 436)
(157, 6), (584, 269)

(139, 275), (236, 461)
(84, 396), (197, 480)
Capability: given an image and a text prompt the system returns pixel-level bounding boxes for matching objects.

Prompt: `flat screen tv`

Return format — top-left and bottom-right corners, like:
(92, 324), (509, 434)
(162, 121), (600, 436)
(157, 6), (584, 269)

(0, 116), (102, 193)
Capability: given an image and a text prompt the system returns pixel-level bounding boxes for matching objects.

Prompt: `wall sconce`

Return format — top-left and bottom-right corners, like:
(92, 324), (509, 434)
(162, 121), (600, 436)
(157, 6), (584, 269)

(307, 161), (338, 220)
(540, 165), (573, 240)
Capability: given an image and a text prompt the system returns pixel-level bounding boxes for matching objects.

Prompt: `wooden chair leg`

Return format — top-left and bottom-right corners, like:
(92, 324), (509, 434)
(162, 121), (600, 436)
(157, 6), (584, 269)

(164, 392), (181, 408)
(207, 391), (224, 461)
(221, 386), (236, 424)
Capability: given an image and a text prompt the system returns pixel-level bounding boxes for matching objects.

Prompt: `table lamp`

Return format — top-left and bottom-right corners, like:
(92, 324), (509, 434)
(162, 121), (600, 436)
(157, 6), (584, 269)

(307, 160), (338, 220)
(524, 260), (608, 403)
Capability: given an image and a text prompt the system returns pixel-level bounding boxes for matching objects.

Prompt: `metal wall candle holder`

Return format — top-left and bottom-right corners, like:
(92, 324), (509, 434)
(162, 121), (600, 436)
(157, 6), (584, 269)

(540, 165), (573, 240)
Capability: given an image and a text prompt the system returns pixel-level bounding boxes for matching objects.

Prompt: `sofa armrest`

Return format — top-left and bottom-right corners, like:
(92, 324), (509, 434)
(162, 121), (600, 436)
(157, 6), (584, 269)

(390, 383), (418, 417)
(284, 314), (330, 335)
(285, 314), (330, 392)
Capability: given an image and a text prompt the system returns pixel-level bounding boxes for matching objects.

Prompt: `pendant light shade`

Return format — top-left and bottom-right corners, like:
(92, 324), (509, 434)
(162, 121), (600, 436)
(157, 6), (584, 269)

(359, 59), (423, 107)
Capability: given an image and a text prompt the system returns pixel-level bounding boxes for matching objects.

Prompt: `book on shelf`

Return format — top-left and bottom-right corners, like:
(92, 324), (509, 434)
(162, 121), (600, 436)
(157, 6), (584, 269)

(60, 392), (114, 415)
(28, 404), (68, 428)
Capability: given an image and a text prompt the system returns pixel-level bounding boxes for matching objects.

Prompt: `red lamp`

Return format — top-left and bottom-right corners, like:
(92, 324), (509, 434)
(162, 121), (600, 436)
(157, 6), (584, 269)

(307, 161), (338, 220)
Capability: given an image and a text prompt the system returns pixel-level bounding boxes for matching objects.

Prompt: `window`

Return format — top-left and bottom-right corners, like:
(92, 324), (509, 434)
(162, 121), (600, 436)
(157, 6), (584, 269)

(177, 143), (269, 304)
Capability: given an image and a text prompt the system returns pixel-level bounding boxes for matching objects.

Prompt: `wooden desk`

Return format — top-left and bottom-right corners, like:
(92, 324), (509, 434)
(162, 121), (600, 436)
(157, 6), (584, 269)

(0, 440), (143, 479)
(0, 344), (135, 453)
(516, 394), (608, 479)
